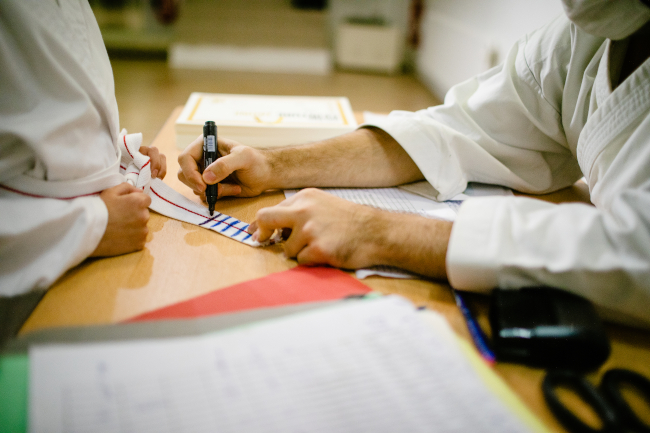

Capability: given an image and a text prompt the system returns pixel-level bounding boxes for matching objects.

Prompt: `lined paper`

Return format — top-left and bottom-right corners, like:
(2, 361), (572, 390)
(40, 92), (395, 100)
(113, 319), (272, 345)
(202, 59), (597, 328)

(284, 187), (458, 220)
(284, 183), (512, 221)
(30, 297), (529, 433)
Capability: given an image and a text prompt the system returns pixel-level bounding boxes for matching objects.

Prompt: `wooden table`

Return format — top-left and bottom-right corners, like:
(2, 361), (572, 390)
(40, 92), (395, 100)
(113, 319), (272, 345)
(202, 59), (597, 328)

(21, 107), (650, 432)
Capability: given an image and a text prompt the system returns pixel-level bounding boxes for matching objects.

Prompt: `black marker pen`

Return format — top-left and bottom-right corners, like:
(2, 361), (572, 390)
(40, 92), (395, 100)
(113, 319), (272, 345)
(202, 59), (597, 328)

(203, 121), (219, 216)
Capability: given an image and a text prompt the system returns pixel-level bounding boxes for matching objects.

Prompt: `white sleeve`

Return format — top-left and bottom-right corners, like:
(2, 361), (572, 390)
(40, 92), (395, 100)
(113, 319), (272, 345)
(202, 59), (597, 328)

(365, 16), (650, 327)
(448, 192), (650, 328)
(0, 190), (108, 297)
(363, 16), (584, 201)
(448, 89), (650, 327)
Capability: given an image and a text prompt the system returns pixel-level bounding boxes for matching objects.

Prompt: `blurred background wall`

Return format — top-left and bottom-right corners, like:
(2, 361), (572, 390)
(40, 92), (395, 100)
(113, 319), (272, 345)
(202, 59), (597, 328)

(92, 0), (567, 143)
(93, 0), (565, 100)
(417, 0), (564, 97)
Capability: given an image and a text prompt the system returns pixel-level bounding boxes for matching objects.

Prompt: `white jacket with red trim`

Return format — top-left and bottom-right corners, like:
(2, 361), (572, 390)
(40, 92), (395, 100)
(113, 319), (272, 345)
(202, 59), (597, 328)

(0, 0), (129, 295)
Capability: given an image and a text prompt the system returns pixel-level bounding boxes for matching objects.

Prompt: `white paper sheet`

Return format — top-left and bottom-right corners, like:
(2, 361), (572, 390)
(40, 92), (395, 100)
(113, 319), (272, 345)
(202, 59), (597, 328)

(30, 297), (530, 433)
(284, 183), (512, 222)
(284, 187), (459, 220)
(355, 265), (418, 280)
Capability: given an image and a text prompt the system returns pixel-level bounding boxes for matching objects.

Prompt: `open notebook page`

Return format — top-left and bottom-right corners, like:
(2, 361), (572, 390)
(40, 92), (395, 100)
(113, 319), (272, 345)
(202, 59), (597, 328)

(29, 296), (536, 433)
(284, 182), (512, 222)
(284, 186), (458, 221)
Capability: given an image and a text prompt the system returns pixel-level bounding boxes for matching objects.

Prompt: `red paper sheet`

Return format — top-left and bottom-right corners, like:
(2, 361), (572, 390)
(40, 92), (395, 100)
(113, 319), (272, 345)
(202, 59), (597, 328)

(126, 266), (371, 322)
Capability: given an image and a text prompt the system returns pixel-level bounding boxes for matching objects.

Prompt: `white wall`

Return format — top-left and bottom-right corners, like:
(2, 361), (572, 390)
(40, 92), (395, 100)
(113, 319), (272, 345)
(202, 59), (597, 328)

(417, 0), (564, 99)
(328, 0), (410, 38)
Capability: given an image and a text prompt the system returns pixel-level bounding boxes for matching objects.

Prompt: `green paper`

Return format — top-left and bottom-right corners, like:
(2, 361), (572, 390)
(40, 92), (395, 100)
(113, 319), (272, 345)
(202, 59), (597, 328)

(0, 354), (28, 433)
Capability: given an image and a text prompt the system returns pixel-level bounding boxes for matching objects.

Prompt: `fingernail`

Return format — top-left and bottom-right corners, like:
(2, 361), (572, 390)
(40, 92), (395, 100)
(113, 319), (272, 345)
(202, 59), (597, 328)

(152, 169), (158, 179)
(204, 171), (216, 183)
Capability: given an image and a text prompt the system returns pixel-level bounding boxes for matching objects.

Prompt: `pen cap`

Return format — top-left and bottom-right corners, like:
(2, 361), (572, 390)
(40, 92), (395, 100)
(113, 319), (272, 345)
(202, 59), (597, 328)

(203, 120), (217, 137)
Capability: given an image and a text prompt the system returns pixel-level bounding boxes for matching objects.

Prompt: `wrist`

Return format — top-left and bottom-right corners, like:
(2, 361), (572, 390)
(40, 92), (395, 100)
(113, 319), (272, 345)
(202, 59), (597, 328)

(359, 208), (398, 266)
(369, 211), (452, 279)
(263, 146), (305, 190)
(262, 148), (284, 190)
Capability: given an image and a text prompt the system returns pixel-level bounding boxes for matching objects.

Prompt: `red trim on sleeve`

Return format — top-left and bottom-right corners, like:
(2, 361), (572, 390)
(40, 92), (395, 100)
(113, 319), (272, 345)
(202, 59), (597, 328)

(0, 184), (100, 200)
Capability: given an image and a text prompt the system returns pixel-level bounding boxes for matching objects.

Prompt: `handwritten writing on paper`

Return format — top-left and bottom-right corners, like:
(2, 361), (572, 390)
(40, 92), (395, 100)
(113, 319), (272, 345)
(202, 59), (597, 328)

(30, 297), (529, 433)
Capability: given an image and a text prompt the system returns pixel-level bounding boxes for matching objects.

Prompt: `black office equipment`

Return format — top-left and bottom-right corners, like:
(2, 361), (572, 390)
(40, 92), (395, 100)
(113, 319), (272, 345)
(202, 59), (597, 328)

(543, 369), (650, 433)
(489, 287), (610, 370)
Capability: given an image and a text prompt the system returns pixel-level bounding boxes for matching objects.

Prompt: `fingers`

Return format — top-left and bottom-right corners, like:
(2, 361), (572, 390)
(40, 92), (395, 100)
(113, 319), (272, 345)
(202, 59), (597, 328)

(108, 182), (139, 196)
(253, 206), (297, 242)
(139, 191), (152, 208)
(296, 245), (327, 266)
(283, 227), (309, 258)
(139, 146), (168, 179)
(115, 183), (151, 208)
(117, 187), (151, 211)
(251, 191), (317, 243)
(141, 146), (159, 178)
(92, 186), (151, 257)
(204, 145), (253, 184)
(178, 135), (207, 194)
(247, 220), (288, 236)
(218, 183), (242, 198)
(157, 154), (167, 179)
(178, 154), (205, 193)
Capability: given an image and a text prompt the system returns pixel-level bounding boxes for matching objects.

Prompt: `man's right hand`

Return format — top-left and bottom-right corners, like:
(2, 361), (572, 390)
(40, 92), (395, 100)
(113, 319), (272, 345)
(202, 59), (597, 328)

(177, 135), (272, 202)
(90, 183), (152, 257)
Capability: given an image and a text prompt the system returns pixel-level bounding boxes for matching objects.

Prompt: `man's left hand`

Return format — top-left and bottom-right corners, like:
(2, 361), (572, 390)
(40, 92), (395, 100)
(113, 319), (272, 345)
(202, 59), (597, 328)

(249, 188), (453, 278)
(250, 188), (384, 269)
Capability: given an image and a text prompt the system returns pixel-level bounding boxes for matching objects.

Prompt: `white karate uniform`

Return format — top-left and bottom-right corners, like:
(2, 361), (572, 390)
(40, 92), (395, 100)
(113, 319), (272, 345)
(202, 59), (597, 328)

(368, 16), (650, 327)
(0, 0), (123, 296)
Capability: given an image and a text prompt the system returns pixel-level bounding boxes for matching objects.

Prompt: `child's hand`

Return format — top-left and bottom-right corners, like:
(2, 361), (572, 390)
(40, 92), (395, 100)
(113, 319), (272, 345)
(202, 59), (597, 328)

(139, 145), (167, 179)
(91, 183), (152, 257)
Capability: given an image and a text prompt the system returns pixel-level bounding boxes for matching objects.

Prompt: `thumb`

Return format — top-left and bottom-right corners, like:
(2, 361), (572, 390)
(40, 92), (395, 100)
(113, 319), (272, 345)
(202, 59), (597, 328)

(253, 207), (296, 242)
(205, 148), (251, 184)
(112, 182), (139, 195)
(204, 157), (232, 184)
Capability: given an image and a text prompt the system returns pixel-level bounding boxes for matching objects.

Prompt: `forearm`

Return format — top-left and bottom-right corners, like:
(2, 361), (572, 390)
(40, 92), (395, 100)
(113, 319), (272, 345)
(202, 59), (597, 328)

(365, 210), (453, 280)
(264, 127), (424, 190)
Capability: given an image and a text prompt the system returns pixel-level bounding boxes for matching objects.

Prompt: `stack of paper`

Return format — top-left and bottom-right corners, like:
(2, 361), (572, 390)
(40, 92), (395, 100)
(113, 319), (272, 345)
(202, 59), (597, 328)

(29, 297), (544, 433)
(175, 93), (358, 149)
